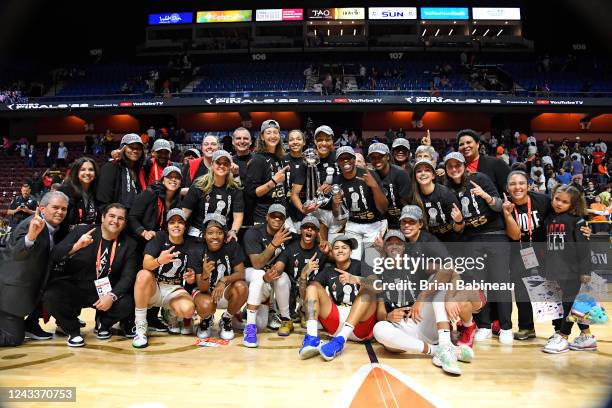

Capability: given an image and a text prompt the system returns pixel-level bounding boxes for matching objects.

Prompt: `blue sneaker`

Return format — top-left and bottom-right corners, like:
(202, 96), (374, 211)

(299, 334), (322, 360)
(319, 336), (346, 361)
(243, 324), (258, 348)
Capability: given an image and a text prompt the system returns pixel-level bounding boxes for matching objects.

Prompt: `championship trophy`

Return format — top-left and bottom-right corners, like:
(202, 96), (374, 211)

(331, 184), (349, 221)
(303, 148), (332, 207)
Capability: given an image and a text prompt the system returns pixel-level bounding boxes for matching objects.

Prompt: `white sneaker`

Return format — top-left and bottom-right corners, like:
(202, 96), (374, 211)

(498, 329), (514, 345)
(569, 333), (597, 351)
(542, 333), (570, 354)
(166, 312), (180, 335)
(219, 314), (235, 340)
(181, 318), (193, 335)
(474, 328), (492, 342)
(268, 309), (282, 330)
(132, 321), (148, 349)
(454, 344), (475, 363)
(196, 316), (213, 339)
(433, 345), (462, 375)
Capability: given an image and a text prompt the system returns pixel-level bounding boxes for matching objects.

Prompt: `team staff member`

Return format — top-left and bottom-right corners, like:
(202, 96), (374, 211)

(97, 133), (147, 210)
(44, 204), (138, 347)
(332, 146), (388, 261)
(181, 135), (220, 190)
(457, 129), (510, 195)
(245, 120), (290, 224)
(0, 192), (68, 346)
(132, 209), (201, 348)
(391, 138), (411, 173)
(291, 125), (341, 245)
(7, 183), (37, 228)
(272, 215), (329, 335)
(182, 150), (244, 242)
(59, 157), (100, 233)
(144, 139), (178, 186)
(193, 214), (248, 341)
(242, 204), (295, 347)
(367, 143), (412, 229)
(230, 127), (254, 231)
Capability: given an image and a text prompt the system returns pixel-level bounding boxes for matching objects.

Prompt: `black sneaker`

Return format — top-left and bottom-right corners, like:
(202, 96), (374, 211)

(148, 315), (168, 333)
(25, 324), (53, 340)
(121, 320), (136, 338)
(67, 333), (85, 347)
(96, 320), (111, 340)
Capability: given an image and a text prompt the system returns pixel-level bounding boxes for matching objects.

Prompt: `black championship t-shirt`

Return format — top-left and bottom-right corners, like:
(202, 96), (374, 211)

(449, 172), (504, 235)
(276, 240), (328, 281)
(314, 260), (362, 306)
(144, 232), (202, 287)
(334, 168), (385, 224)
(97, 238), (114, 278)
(243, 223), (297, 269)
(378, 164), (412, 229)
(421, 184), (459, 240)
(203, 240), (245, 289)
(182, 184), (244, 230)
(294, 152), (339, 211)
(544, 212), (590, 280)
(245, 153), (289, 222)
(234, 153), (254, 227)
(511, 191), (551, 243)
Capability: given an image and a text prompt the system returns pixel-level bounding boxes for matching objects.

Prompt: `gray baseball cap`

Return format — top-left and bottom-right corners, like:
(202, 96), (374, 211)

(184, 148), (201, 158)
(300, 215), (320, 230)
(331, 234), (358, 250)
(368, 142), (390, 157)
(443, 152), (466, 165)
(166, 208), (187, 222)
(314, 125), (334, 138)
(336, 146), (356, 160)
(392, 138), (410, 150)
(212, 150), (232, 163)
(203, 213), (227, 230)
(399, 205), (423, 221)
(384, 229), (406, 242)
(413, 159), (436, 172)
(267, 204), (286, 218)
(161, 165), (182, 178)
(261, 119), (280, 133)
(152, 139), (172, 152)
(120, 133), (143, 147)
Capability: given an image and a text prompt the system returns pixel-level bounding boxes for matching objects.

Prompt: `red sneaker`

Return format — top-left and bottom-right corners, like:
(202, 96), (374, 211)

(492, 320), (501, 336)
(457, 323), (477, 348)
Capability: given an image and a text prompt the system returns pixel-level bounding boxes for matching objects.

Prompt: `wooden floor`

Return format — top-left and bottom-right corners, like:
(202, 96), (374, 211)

(1, 305), (611, 408)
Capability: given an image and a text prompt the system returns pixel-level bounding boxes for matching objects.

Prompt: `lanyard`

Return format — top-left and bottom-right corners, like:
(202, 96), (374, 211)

(96, 239), (117, 279)
(514, 195), (532, 245)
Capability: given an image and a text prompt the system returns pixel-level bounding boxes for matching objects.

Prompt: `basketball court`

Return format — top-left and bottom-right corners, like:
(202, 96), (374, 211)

(1, 304), (610, 408)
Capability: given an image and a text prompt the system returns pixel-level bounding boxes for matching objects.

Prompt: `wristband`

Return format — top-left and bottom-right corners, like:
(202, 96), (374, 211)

(155, 257), (162, 266)
(109, 292), (118, 302)
(271, 178), (278, 186)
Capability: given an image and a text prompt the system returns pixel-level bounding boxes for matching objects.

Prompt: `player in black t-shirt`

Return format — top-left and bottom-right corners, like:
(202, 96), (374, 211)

(272, 215), (329, 334)
(411, 159), (464, 242)
(290, 126), (342, 246)
(367, 143), (413, 229)
(285, 129), (306, 230)
(132, 209), (201, 348)
(373, 207), (476, 375)
(242, 204), (295, 347)
(298, 235), (378, 362)
(193, 214), (248, 341)
(332, 146), (388, 261)
(182, 150), (244, 242)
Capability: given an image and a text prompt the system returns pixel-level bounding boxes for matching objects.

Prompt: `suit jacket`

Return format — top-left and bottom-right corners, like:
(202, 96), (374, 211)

(476, 155), (511, 195)
(0, 216), (53, 317)
(50, 225), (138, 298)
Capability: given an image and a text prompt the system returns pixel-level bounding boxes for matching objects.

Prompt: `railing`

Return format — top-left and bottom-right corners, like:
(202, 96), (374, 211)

(10, 88), (612, 103)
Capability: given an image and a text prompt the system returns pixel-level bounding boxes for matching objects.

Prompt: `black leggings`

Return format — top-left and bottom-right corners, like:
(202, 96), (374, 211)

(553, 278), (589, 336)
(510, 257), (534, 331)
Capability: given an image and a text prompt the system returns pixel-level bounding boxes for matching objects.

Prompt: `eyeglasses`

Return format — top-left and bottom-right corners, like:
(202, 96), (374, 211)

(215, 160), (231, 168)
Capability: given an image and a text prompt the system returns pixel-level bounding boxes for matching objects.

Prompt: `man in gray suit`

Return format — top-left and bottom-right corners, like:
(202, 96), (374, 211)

(0, 191), (68, 346)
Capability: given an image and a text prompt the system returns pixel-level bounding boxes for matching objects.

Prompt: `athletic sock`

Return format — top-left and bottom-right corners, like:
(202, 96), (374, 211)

(438, 329), (451, 345)
(338, 323), (354, 341)
(463, 317), (474, 327)
(306, 320), (318, 337)
(135, 308), (147, 324)
(246, 308), (257, 325)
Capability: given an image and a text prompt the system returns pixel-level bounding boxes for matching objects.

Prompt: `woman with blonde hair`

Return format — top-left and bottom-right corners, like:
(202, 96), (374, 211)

(182, 150), (244, 242)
